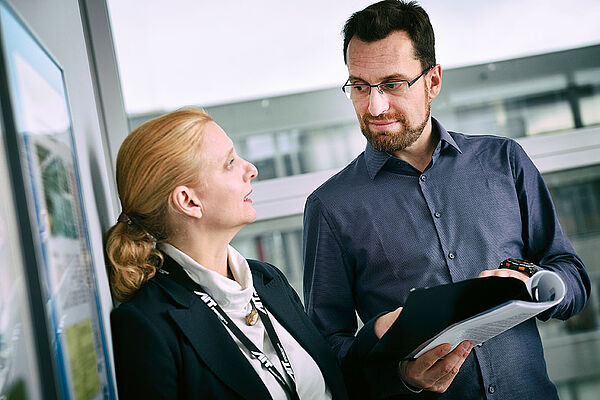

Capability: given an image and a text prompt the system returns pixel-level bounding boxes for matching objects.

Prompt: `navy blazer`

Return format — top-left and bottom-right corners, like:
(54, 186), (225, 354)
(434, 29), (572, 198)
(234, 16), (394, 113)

(111, 255), (348, 400)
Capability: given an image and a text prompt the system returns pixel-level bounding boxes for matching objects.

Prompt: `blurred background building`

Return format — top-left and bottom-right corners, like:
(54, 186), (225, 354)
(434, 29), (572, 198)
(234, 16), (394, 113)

(0, 0), (598, 399)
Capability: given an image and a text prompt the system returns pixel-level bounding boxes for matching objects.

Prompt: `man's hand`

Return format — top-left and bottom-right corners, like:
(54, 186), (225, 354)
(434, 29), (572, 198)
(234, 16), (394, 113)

(478, 268), (530, 282)
(374, 306), (403, 339)
(400, 341), (473, 393)
(374, 307), (473, 393)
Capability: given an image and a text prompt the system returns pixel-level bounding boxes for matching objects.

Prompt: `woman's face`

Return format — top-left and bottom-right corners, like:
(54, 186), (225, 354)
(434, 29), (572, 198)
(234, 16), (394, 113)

(193, 121), (258, 231)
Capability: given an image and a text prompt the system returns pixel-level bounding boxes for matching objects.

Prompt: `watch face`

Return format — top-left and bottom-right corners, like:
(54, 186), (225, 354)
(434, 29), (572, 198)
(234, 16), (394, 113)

(500, 258), (538, 276)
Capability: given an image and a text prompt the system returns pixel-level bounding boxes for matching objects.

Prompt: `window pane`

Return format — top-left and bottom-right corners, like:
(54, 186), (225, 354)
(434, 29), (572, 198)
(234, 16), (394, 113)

(538, 165), (600, 395)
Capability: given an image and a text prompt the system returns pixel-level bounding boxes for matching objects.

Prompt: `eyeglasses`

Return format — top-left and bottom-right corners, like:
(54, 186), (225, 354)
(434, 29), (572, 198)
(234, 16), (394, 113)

(341, 65), (434, 100)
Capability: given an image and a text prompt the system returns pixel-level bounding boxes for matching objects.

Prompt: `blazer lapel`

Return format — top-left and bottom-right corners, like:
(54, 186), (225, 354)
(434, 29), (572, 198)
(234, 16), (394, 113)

(157, 256), (272, 400)
(253, 273), (311, 343)
(252, 266), (344, 394)
(169, 304), (272, 400)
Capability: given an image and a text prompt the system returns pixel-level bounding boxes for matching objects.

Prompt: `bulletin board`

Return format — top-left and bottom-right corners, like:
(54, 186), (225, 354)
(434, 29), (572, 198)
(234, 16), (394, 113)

(0, 103), (40, 400)
(0, 2), (114, 399)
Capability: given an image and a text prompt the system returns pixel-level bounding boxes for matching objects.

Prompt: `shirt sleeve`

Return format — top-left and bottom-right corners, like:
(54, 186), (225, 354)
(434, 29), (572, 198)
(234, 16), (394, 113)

(510, 140), (591, 321)
(303, 194), (413, 398)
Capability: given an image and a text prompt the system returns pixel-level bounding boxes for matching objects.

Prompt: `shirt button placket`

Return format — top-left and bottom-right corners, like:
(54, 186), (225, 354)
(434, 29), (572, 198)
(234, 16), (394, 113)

(421, 175), (456, 268)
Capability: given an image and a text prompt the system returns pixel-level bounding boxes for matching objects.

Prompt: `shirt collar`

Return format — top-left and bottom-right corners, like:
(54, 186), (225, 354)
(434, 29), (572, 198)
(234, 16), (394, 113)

(158, 242), (254, 311)
(435, 118), (461, 154)
(364, 117), (462, 179)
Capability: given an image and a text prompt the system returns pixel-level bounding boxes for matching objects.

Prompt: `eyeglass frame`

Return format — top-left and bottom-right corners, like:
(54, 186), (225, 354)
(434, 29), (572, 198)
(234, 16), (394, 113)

(341, 65), (434, 100)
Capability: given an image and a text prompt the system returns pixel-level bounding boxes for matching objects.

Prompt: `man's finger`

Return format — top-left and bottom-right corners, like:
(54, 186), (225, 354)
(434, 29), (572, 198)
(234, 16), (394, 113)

(400, 343), (452, 389)
(413, 342), (452, 371)
(427, 341), (473, 391)
(478, 268), (529, 282)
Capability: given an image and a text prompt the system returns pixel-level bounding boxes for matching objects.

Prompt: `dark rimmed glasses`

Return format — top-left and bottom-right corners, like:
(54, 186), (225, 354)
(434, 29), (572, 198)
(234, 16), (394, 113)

(341, 65), (434, 100)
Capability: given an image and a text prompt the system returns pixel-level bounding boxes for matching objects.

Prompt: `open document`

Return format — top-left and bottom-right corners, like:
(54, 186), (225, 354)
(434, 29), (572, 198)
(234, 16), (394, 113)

(368, 270), (566, 362)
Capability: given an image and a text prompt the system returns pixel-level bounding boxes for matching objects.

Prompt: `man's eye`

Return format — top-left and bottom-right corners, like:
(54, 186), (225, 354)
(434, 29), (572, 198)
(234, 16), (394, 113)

(353, 85), (368, 92)
(381, 82), (401, 90)
(227, 159), (234, 168)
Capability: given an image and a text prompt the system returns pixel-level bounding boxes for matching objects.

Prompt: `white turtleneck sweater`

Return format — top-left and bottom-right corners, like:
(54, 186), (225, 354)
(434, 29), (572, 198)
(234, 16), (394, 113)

(159, 243), (332, 400)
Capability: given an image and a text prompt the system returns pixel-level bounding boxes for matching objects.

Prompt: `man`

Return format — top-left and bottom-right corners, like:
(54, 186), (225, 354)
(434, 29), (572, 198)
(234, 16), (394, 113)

(302, 1), (590, 398)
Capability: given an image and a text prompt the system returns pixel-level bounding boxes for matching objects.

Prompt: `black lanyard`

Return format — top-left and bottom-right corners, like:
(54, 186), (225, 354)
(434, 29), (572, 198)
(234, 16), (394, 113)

(159, 261), (300, 400)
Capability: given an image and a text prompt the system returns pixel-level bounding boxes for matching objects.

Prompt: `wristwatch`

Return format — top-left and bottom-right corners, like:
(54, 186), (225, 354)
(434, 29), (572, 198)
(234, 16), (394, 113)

(499, 258), (538, 277)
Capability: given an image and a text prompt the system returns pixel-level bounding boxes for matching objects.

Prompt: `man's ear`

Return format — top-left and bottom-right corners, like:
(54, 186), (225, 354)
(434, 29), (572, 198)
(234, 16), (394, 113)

(171, 186), (203, 219)
(428, 64), (442, 99)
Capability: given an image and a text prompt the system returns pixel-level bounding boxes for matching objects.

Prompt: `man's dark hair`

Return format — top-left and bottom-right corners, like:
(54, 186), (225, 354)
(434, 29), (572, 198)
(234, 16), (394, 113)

(342, 0), (435, 69)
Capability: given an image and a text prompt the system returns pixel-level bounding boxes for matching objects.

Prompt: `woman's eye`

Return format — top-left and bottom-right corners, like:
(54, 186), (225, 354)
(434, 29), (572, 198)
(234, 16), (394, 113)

(227, 159), (234, 168)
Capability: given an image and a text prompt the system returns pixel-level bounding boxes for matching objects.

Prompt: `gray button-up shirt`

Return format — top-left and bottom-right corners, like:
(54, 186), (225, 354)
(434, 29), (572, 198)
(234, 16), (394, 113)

(303, 118), (590, 399)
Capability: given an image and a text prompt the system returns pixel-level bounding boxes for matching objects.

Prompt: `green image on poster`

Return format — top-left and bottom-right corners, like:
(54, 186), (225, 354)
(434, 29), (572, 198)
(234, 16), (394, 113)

(36, 143), (78, 239)
(66, 320), (100, 400)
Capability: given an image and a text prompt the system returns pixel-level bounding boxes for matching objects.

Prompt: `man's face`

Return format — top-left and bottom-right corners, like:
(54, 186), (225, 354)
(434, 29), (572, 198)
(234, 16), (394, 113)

(346, 30), (438, 153)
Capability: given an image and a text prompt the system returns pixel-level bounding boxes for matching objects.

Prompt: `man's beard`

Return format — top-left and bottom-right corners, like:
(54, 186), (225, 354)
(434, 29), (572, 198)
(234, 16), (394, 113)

(360, 96), (431, 153)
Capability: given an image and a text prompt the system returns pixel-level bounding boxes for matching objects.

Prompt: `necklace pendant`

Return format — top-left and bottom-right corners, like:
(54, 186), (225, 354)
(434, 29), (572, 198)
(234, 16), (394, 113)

(245, 308), (259, 326)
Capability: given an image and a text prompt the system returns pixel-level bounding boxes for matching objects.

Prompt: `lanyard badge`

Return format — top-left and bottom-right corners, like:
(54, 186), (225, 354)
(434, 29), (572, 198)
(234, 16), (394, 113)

(160, 262), (300, 400)
(195, 288), (299, 400)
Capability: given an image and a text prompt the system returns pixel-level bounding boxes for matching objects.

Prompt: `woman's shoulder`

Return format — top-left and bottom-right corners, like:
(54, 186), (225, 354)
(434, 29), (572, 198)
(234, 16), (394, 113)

(110, 274), (194, 348)
(247, 259), (303, 307)
(247, 258), (275, 272)
(247, 259), (287, 283)
(111, 273), (184, 319)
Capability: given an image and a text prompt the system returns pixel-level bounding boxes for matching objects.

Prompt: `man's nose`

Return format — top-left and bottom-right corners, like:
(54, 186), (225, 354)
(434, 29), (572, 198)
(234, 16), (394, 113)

(367, 87), (389, 116)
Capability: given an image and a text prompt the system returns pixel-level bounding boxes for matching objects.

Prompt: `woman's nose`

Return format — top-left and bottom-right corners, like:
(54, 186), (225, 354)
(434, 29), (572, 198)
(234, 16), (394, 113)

(246, 161), (258, 180)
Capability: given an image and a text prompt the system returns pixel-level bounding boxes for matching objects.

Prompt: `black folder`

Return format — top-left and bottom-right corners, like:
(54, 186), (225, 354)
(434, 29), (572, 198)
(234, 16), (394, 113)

(368, 276), (533, 362)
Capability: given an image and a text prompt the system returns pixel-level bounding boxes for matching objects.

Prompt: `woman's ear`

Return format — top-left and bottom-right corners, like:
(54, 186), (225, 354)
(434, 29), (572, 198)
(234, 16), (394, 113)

(171, 186), (203, 218)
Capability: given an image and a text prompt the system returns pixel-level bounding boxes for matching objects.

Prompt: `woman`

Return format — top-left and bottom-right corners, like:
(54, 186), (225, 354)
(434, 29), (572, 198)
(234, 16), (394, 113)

(106, 109), (348, 400)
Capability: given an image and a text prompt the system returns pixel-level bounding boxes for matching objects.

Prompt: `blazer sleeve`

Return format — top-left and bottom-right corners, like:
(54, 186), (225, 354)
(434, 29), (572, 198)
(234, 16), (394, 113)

(111, 304), (179, 399)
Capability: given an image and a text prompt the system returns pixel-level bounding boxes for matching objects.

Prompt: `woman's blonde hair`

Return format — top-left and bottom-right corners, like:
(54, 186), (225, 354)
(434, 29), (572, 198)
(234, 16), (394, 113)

(105, 108), (213, 301)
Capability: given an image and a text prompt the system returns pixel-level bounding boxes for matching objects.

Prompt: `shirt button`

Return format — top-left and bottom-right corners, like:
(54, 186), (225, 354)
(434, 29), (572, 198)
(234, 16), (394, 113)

(448, 252), (455, 260)
(420, 175), (427, 182)
(434, 212), (441, 218)
(488, 384), (496, 394)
